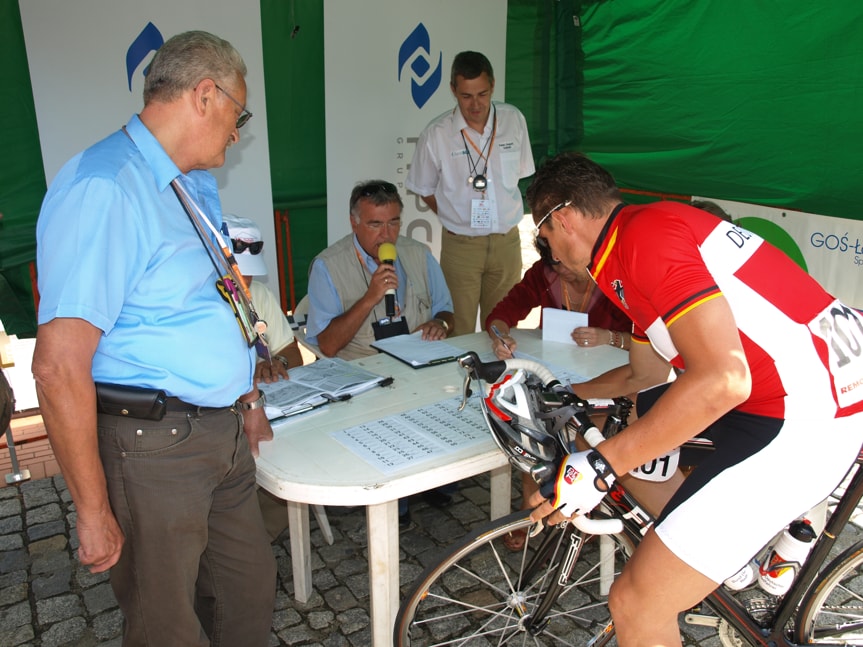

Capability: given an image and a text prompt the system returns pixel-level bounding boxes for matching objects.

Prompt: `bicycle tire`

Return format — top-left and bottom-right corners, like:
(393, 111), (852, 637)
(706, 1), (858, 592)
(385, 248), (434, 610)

(394, 510), (634, 646)
(794, 538), (863, 644)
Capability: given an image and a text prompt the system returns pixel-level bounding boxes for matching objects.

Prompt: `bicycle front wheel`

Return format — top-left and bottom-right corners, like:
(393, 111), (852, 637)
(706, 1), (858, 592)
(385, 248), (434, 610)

(394, 510), (634, 646)
(795, 538), (863, 644)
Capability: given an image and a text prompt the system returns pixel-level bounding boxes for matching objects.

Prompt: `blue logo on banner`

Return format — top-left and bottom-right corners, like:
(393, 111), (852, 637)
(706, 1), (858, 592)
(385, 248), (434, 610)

(126, 22), (164, 91)
(397, 23), (442, 109)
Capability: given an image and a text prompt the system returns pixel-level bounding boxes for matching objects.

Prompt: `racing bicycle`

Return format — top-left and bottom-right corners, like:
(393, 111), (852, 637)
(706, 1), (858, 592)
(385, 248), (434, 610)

(394, 352), (863, 646)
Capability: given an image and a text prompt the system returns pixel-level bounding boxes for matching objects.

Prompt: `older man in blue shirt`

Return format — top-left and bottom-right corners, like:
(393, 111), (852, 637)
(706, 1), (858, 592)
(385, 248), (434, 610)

(32, 31), (275, 646)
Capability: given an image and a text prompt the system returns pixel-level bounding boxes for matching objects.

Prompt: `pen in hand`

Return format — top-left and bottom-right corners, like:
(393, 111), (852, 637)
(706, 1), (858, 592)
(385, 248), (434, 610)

(491, 325), (515, 358)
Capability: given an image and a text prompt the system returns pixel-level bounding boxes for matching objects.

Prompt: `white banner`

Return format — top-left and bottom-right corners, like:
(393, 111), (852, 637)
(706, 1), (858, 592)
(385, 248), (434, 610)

(695, 197), (863, 308)
(18, 2), (279, 286)
(324, 0), (507, 255)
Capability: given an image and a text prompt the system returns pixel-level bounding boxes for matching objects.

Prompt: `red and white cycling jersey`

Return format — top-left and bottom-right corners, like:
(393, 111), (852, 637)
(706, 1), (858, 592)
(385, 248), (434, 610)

(589, 202), (863, 419)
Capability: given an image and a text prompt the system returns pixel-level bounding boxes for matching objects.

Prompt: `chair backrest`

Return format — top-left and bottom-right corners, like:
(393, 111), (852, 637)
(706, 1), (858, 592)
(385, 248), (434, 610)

(288, 295), (324, 359)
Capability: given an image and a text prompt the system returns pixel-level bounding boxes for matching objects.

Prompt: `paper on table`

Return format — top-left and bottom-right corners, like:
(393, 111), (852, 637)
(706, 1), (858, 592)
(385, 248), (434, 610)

(331, 397), (489, 474)
(371, 330), (463, 368)
(542, 307), (587, 345)
(259, 357), (388, 419)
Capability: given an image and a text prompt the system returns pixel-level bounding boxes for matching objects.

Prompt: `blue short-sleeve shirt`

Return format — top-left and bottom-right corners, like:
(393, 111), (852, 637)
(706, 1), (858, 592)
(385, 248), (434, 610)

(36, 115), (254, 406)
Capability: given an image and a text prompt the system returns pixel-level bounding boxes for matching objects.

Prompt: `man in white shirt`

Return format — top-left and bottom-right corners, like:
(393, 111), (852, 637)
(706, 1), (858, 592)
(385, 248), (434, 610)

(406, 51), (535, 336)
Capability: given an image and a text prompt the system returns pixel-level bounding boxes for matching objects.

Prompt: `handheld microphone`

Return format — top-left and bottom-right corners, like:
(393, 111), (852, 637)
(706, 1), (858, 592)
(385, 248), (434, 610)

(378, 242), (397, 319)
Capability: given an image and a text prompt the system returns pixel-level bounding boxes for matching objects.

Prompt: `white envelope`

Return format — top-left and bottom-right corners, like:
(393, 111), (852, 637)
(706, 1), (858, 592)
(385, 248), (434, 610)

(542, 307), (588, 345)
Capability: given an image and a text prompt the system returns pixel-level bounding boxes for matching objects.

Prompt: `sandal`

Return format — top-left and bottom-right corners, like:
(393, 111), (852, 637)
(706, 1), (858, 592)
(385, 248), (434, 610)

(502, 527), (528, 551)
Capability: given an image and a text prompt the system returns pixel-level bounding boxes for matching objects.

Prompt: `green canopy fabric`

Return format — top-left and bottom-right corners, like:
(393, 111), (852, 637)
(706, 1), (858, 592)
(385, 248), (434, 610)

(3, 0), (861, 334)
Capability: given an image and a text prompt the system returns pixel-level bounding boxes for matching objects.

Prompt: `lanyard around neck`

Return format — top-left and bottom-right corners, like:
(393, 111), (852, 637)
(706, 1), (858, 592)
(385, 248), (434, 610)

(460, 104), (497, 189)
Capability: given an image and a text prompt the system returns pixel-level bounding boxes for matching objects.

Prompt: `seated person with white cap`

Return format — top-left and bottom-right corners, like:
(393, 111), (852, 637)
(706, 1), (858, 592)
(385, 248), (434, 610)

(223, 214), (304, 383)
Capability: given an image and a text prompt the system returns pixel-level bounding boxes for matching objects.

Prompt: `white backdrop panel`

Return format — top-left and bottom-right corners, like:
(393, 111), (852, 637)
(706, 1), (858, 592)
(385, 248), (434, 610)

(324, 0), (507, 256)
(18, 1), (279, 285)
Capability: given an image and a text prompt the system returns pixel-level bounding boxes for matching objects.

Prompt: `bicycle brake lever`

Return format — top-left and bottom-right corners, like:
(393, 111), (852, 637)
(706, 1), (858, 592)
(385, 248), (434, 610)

(457, 371), (473, 412)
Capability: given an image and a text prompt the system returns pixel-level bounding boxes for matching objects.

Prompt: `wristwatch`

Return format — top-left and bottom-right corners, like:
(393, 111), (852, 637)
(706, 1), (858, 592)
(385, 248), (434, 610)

(236, 390), (267, 411)
(435, 318), (450, 335)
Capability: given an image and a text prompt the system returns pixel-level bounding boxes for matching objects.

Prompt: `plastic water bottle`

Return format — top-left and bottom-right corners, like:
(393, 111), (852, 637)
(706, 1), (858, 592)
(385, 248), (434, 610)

(757, 519), (817, 596)
(724, 560), (757, 591)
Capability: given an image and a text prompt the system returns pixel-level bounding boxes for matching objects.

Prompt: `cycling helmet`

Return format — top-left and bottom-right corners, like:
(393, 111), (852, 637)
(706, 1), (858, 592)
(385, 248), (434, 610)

(481, 368), (572, 474)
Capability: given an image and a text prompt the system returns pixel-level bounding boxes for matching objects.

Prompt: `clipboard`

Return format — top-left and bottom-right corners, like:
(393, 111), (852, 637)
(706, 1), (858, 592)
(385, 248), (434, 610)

(371, 331), (463, 368)
(259, 357), (392, 419)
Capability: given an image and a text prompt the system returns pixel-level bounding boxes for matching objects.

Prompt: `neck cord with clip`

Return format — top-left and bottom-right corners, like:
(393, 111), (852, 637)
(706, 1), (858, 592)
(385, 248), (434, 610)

(170, 179), (270, 360)
(561, 277), (595, 313)
(120, 125), (269, 361)
(460, 103), (497, 192)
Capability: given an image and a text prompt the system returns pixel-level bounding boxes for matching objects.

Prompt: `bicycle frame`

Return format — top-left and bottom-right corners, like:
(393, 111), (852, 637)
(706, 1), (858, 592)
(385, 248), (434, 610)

(706, 449), (863, 646)
(543, 439), (863, 646)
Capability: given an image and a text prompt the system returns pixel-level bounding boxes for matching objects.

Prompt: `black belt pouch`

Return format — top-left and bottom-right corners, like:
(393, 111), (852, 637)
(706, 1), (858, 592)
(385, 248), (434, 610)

(95, 382), (168, 421)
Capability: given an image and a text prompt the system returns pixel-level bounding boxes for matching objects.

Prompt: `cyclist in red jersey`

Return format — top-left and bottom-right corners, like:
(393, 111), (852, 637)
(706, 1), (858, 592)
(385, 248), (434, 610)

(524, 152), (863, 647)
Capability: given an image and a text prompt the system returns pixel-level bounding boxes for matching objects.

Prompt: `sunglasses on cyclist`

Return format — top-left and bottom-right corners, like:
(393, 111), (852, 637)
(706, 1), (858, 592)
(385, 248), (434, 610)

(533, 200), (572, 241)
(231, 239), (264, 255)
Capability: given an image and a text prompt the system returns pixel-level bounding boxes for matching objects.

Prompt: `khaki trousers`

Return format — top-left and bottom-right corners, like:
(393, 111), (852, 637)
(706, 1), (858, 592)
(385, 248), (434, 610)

(440, 226), (522, 336)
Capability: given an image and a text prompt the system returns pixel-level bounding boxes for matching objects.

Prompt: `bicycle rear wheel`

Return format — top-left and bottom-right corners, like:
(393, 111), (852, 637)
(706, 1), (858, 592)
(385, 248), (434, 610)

(795, 538), (863, 644)
(394, 510), (634, 646)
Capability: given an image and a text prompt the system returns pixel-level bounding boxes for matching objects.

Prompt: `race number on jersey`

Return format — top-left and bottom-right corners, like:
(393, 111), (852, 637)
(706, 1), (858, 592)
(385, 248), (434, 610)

(808, 300), (863, 410)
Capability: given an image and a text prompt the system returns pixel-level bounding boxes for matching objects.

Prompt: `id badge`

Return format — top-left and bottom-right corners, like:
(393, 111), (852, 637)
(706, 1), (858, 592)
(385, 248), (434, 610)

(808, 300), (863, 410)
(470, 199), (492, 229)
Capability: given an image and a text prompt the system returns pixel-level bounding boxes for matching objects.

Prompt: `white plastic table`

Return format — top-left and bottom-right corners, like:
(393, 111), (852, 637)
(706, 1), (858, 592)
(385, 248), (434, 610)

(255, 329), (628, 646)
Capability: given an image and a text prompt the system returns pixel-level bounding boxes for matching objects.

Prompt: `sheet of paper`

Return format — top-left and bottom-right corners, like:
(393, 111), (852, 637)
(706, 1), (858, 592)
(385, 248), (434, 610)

(259, 357), (387, 419)
(371, 330), (464, 367)
(331, 397), (489, 474)
(542, 307), (588, 345)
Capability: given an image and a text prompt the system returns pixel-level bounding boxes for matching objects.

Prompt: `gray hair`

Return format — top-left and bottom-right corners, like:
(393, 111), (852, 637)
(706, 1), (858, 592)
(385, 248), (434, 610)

(143, 30), (247, 104)
(349, 181), (403, 221)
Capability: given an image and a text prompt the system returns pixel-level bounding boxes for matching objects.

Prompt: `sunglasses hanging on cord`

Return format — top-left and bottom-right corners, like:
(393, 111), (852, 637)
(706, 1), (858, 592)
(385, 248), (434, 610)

(170, 179), (271, 362)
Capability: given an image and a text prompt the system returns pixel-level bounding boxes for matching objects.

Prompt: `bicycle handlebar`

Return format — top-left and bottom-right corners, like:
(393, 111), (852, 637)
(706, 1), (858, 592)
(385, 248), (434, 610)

(456, 351), (624, 536)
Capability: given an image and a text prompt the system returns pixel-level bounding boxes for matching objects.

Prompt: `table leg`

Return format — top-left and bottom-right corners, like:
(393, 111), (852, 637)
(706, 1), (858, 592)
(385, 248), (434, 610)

(312, 504), (335, 545)
(366, 500), (399, 646)
(287, 500), (312, 603)
(488, 464), (512, 520)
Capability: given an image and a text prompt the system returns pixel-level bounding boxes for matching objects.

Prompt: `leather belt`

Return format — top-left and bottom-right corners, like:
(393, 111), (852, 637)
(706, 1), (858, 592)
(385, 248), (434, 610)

(164, 397), (224, 414)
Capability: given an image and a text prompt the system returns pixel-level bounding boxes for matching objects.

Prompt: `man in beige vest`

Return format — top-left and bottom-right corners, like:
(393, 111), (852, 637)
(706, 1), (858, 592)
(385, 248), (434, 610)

(305, 180), (457, 526)
(306, 180), (454, 360)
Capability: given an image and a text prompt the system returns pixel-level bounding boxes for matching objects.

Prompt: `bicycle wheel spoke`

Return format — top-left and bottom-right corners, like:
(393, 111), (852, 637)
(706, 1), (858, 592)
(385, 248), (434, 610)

(396, 514), (633, 646)
(796, 539), (863, 644)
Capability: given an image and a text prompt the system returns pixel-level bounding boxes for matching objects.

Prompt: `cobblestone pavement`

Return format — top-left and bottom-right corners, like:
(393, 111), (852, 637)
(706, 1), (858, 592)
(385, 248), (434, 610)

(3, 471), (862, 646)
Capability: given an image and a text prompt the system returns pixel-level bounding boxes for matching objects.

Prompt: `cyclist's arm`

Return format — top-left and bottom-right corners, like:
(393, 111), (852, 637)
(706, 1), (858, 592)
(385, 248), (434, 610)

(599, 296), (751, 475)
(530, 297), (750, 525)
(571, 340), (674, 400)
